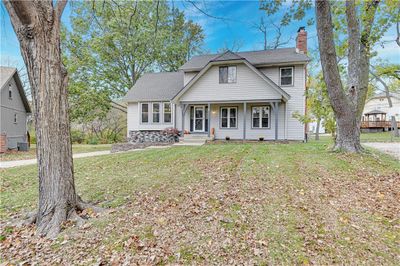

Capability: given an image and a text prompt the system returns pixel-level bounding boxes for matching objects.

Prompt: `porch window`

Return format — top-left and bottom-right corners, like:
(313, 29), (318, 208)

(219, 66), (237, 83)
(220, 107), (237, 128)
(252, 106), (270, 128)
(163, 103), (172, 123)
(141, 103), (149, 123)
(280, 67), (293, 86)
(152, 103), (160, 123)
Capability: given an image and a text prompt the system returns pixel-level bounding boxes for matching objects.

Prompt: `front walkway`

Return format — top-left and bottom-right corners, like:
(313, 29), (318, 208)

(0, 146), (173, 169)
(363, 142), (400, 160)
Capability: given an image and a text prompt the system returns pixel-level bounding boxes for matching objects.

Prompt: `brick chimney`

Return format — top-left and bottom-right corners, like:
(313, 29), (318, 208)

(296, 26), (307, 54)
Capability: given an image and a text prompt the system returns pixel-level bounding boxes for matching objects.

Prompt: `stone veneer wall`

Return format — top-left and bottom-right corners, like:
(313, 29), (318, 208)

(128, 130), (177, 144)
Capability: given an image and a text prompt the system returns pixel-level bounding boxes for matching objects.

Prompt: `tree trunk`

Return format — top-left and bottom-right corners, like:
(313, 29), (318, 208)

(3, 0), (82, 238)
(315, 0), (362, 152)
(315, 118), (320, 140)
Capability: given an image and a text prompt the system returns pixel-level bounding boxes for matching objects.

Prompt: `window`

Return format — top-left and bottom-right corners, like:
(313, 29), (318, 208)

(220, 107), (237, 128)
(152, 103), (160, 123)
(141, 103), (149, 123)
(8, 85), (12, 99)
(219, 66), (237, 83)
(252, 106), (270, 128)
(14, 113), (17, 124)
(280, 67), (293, 86)
(163, 103), (172, 123)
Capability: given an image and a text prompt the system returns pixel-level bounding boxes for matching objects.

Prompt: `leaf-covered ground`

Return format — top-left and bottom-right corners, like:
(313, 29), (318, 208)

(1, 140), (399, 264)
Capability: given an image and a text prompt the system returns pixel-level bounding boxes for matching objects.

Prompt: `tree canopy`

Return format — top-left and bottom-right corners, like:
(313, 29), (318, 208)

(63, 1), (204, 123)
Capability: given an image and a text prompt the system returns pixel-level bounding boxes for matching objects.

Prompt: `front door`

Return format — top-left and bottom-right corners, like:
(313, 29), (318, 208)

(193, 106), (205, 132)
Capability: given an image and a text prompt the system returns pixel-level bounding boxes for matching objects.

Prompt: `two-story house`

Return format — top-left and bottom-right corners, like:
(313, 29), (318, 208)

(125, 28), (309, 142)
(0, 66), (31, 151)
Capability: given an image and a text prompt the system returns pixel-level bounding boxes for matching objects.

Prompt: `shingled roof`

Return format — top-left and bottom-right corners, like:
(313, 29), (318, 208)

(124, 72), (184, 102)
(0, 66), (31, 113)
(179, 47), (310, 71)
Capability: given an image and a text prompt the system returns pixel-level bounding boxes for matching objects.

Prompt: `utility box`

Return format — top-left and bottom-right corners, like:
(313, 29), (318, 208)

(17, 142), (29, 151)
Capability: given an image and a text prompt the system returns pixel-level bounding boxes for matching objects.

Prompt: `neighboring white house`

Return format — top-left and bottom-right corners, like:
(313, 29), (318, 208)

(125, 28), (310, 141)
(0, 66), (31, 150)
(362, 92), (400, 121)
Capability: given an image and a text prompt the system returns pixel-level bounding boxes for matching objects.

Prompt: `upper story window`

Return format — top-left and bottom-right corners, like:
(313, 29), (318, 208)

(141, 103), (149, 123)
(152, 103), (160, 123)
(163, 103), (172, 123)
(8, 84), (12, 99)
(219, 66), (237, 83)
(252, 106), (270, 128)
(220, 107), (237, 128)
(14, 113), (17, 124)
(280, 67), (293, 86)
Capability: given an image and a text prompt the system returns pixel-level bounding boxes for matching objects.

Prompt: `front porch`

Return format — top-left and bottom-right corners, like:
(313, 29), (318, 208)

(179, 101), (286, 141)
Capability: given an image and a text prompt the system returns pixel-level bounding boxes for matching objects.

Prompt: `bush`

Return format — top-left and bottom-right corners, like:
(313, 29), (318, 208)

(87, 136), (99, 145)
(71, 130), (85, 144)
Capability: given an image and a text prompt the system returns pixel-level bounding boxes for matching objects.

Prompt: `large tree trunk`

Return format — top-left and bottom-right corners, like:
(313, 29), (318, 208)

(315, 0), (378, 153)
(315, 0), (361, 152)
(4, 0), (83, 238)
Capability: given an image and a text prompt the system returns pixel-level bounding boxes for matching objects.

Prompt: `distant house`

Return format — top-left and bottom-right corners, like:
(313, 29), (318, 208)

(0, 67), (31, 151)
(124, 28), (310, 142)
(361, 92), (400, 132)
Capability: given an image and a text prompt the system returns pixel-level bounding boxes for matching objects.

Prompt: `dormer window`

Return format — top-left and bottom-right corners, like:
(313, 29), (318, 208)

(280, 67), (294, 86)
(8, 85), (12, 99)
(219, 66), (236, 83)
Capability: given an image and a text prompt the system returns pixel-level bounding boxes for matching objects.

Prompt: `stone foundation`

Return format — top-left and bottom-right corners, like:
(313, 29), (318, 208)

(128, 130), (178, 144)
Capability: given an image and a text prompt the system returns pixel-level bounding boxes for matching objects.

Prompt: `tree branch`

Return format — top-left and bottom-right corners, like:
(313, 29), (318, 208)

(56, 0), (68, 20)
(369, 69), (393, 107)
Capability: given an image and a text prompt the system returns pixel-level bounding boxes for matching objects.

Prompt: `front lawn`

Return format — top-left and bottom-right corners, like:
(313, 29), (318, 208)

(0, 144), (112, 161)
(1, 142), (399, 264)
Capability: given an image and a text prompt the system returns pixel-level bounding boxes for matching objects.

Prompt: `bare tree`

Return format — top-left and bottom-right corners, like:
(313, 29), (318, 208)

(253, 17), (292, 50)
(315, 0), (379, 152)
(3, 0), (99, 238)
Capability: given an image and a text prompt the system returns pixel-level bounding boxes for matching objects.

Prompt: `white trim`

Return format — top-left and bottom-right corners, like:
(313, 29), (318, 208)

(220, 106), (238, 129)
(140, 102), (150, 124)
(163, 102), (172, 124)
(192, 105), (205, 132)
(279, 66), (294, 86)
(172, 59), (291, 103)
(251, 106), (270, 129)
(152, 102), (161, 123)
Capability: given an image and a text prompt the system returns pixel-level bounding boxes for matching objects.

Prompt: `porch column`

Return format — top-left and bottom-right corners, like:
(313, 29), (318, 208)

(243, 102), (247, 140)
(181, 104), (188, 134)
(273, 102), (279, 141)
(207, 103), (211, 137)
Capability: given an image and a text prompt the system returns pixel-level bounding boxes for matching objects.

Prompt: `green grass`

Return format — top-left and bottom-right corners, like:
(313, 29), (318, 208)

(360, 131), (400, 142)
(1, 142), (399, 264)
(0, 144), (112, 161)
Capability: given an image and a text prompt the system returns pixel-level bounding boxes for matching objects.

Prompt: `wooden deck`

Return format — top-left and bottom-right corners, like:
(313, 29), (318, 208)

(361, 121), (400, 128)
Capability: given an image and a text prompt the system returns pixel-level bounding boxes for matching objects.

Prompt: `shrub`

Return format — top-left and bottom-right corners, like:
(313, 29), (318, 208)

(71, 130), (85, 144)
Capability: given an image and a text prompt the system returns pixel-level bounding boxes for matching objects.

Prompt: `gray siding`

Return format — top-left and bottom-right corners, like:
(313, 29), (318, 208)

(259, 65), (306, 140)
(180, 63), (282, 102)
(127, 101), (176, 133)
(184, 72), (198, 86)
(0, 76), (28, 148)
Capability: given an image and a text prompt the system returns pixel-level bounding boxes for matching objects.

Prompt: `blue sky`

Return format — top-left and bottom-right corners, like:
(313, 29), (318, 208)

(0, 0), (399, 70)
